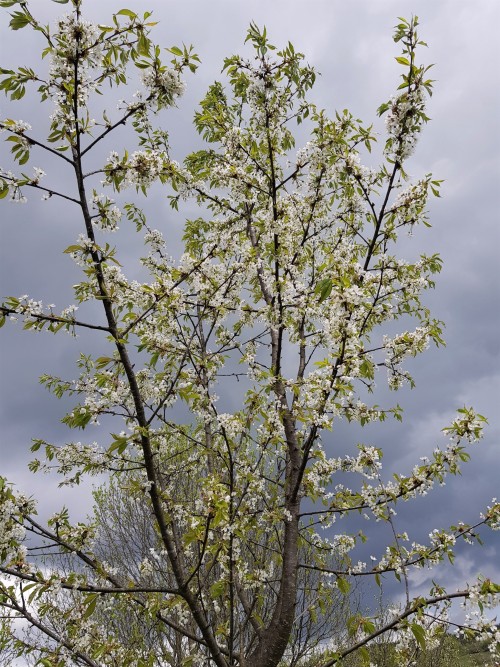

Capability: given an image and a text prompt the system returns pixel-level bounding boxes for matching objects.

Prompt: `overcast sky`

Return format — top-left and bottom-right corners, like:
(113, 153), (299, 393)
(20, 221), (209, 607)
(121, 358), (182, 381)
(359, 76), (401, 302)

(1, 0), (499, 622)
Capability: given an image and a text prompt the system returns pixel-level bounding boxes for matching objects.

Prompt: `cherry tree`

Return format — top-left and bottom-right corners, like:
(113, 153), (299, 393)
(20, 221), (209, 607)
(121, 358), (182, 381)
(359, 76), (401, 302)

(0, 1), (499, 666)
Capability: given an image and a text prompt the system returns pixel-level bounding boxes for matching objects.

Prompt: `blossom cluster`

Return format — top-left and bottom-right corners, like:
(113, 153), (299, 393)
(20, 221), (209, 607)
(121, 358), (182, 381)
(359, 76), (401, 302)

(384, 325), (431, 388)
(0, 481), (34, 569)
(460, 589), (500, 660)
(141, 66), (186, 110)
(392, 177), (430, 231)
(481, 498), (500, 530)
(0, 118), (31, 135)
(30, 440), (110, 486)
(91, 192), (122, 232)
(0, 169), (26, 203)
(103, 149), (168, 190)
(384, 87), (427, 161)
(48, 14), (102, 128)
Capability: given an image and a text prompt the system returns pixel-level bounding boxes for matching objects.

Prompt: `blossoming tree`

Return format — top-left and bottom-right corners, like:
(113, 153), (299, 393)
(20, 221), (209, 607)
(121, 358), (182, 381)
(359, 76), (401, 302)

(0, 1), (499, 666)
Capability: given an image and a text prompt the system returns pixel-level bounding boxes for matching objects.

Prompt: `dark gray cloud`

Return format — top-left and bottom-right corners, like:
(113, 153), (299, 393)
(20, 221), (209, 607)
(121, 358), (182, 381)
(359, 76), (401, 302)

(1, 0), (499, 625)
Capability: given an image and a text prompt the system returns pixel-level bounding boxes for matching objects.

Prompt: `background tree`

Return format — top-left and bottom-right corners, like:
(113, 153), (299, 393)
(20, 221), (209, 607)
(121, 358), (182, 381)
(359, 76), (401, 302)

(0, 1), (499, 666)
(89, 477), (359, 667)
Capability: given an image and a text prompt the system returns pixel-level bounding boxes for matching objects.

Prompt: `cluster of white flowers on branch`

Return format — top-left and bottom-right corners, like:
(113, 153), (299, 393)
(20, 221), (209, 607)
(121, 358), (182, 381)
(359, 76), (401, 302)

(103, 148), (169, 190)
(0, 479), (33, 570)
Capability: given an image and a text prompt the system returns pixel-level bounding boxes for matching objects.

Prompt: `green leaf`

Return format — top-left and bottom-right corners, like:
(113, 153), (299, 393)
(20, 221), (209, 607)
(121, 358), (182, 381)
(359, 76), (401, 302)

(395, 56), (410, 65)
(358, 646), (370, 666)
(31, 439), (43, 452)
(337, 576), (351, 595)
(410, 622), (426, 651)
(95, 356), (113, 369)
(116, 8), (137, 18)
(82, 593), (99, 620)
(137, 32), (150, 57)
(9, 11), (30, 30)
(108, 433), (128, 455)
(362, 618), (375, 634)
(209, 581), (226, 598)
(316, 278), (332, 303)
(63, 244), (82, 254)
